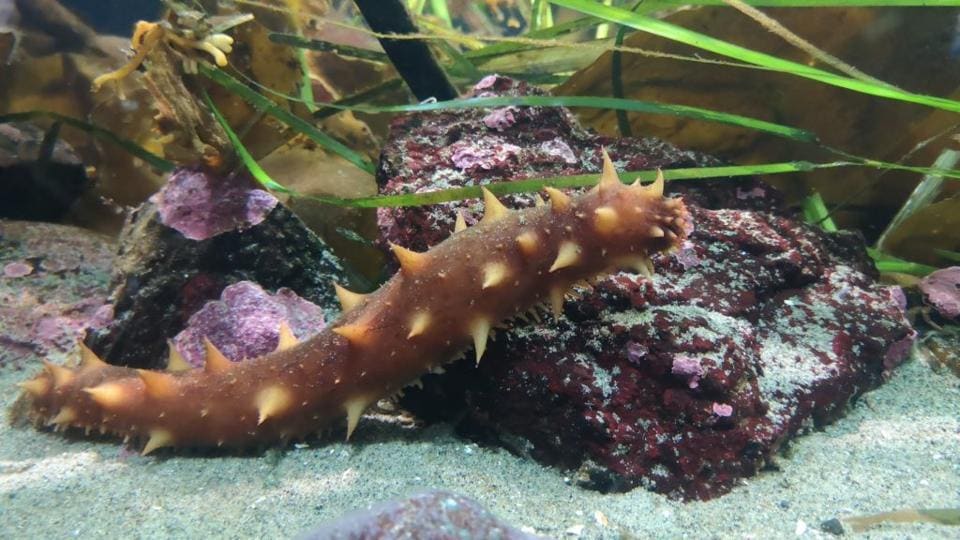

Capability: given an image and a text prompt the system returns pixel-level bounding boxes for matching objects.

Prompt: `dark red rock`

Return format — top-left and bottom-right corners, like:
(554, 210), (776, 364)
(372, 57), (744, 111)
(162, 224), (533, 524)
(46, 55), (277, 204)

(402, 204), (913, 501)
(381, 78), (915, 500)
(299, 490), (541, 540)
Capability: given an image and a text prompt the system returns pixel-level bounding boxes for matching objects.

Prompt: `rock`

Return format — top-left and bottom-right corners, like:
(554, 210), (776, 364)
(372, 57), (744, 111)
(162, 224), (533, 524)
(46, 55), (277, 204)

(299, 490), (542, 540)
(0, 220), (113, 368)
(83, 167), (344, 370)
(918, 266), (960, 320)
(380, 77), (915, 500)
(410, 195), (913, 501)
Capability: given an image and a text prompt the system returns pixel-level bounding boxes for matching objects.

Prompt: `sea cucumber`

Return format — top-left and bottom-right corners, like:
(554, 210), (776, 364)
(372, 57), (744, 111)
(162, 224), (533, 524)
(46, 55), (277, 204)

(14, 155), (689, 454)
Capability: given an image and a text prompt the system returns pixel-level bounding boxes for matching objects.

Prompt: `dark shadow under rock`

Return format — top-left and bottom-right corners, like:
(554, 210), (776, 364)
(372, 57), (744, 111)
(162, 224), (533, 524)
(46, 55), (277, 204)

(0, 122), (89, 222)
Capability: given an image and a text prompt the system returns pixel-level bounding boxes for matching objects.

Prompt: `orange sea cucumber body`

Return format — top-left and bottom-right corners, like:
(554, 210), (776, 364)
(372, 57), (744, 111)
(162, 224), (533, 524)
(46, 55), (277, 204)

(16, 158), (689, 454)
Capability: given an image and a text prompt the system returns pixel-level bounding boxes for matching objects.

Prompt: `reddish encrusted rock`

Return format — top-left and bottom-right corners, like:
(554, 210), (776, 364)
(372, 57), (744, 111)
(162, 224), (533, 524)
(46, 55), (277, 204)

(300, 490), (541, 540)
(83, 167), (344, 370)
(403, 202), (913, 501)
(380, 78), (914, 500)
(172, 281), (325, 368)
(376, 75), (721, 256)
(0, 220), (113, 368)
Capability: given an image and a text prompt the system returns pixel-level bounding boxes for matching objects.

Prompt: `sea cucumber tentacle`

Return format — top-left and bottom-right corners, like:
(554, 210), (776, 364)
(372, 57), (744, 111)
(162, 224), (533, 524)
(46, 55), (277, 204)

(15, 156), (689, 454)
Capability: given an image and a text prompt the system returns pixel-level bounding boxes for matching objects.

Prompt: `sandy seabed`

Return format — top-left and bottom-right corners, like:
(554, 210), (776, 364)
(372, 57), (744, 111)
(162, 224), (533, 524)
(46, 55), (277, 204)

(1, 356), (957, 540)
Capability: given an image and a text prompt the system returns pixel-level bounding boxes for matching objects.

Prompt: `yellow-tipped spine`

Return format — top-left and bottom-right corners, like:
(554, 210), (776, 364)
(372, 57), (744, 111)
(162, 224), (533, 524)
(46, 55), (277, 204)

(480, 187), (510, 224)
(203, 338), (232, 374)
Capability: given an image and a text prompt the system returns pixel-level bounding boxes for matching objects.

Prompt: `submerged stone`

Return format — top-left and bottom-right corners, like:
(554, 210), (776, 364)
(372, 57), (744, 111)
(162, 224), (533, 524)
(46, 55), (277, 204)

(382, 77), (914, 500)
(918, 266), (960, 320)
(299, 490), (541, 540)
(0, 122), (89, 222)
(376, 75), (720, 257)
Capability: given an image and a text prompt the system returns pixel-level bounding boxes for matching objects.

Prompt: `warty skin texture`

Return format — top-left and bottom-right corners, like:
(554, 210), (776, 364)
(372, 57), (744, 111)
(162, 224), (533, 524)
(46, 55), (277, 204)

(15, 156), (689, 454)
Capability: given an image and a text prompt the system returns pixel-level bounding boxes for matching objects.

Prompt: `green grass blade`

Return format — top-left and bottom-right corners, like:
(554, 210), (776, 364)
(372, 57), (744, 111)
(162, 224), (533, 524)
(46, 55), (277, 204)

(268, 33), (390, 62)
(464, 16), (602, 60)
(0, 110), (175, 172)
(867, 248), (939, 276)
(299, 160), (848, 208)
(318, 95), (818, 143)
(201, 90), (294, 194)
(801, 191), (838, 232)
(933, 249), (960, 263)
(551, 0), (960, 114)
(199, 63), (376, 174)
(428, 0), (453, 27)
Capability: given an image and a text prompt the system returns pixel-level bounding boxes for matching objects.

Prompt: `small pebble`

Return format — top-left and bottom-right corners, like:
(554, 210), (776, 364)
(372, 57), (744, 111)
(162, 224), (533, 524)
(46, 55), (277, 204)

(3, 261), (34, 278)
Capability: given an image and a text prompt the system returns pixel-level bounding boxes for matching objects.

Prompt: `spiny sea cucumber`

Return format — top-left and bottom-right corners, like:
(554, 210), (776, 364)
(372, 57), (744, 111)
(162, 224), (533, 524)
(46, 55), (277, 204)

(14, 155), (689, 454)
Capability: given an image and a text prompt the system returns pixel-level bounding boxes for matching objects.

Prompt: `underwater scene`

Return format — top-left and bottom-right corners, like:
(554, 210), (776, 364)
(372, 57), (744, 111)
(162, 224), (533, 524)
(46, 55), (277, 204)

(1, 0), (958, 538)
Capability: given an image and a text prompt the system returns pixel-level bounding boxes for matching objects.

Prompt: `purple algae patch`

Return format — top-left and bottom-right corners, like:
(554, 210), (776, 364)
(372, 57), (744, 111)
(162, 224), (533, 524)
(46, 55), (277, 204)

(450, 139), (523, 171)
(172, 281), (324, 367)
(483, 107), (518, 131)
(671, 355), (704, 388)
(151, 168), (278, 241)
(712, 403), (734, 417)
(918, 266), (960, 319)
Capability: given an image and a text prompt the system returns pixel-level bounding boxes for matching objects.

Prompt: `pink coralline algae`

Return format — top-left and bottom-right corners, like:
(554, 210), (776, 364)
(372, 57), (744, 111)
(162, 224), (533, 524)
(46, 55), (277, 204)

(482, 107), (518, 131)
(450, 139), (522, 171)
(918, 266), (960, 319)
(151, 167), (278, 241)
(712, 403), (734, 417)
(172, 281), (325, 367)
(380, 81), (914, 500)
(671, 355), (704, 388)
